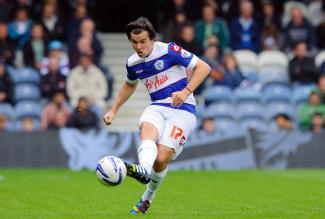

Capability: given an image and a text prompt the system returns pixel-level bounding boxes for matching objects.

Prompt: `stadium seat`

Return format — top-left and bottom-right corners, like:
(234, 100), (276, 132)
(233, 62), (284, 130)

(238, 66), (258, 82)
(259, 66), (289, 85)
(214, 118), (237, 132)
(239, 118), (268, 132)
(263, 84), (292, 103)
(266, 102), (296, 121)
(195, 104), (205, 118)
(258, 50), (288, 70)
(15, 101), (42, 119)
(237, 102), (265, 121)
(234, 87), (261, 103)
(315, 51), (325, 68)
(5, 120), (16, 131)
(10, 67), (40, 85)
(14, 84), (41, 102)
(233, 50), (258, 72)
(205, 102), (236, 119)
(293, 84), (317, 106)
(0, 103), (15, 120)
(204, 85), (233, 104)
(15, 118), (41, 131)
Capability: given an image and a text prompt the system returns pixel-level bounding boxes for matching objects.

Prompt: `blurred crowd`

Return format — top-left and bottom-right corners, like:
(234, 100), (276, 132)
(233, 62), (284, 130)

(0, 0), (325, 135)
(0, 0), (113, 132)
(159, 0), (325, 135)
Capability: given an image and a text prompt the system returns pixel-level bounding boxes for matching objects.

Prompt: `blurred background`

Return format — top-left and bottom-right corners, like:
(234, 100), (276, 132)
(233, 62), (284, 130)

(0, 0), (325, 170)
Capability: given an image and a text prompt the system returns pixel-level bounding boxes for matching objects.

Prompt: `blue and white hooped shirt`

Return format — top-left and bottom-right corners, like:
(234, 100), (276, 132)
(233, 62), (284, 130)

(126, 42), (199, 115)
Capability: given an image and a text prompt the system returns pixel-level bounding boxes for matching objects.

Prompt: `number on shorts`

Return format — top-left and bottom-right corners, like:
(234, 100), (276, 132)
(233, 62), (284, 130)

(170, 125), (183, 140)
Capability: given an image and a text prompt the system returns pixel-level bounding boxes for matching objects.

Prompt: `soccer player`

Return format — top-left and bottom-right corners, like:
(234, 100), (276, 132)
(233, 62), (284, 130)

(103, 17), (211, 214)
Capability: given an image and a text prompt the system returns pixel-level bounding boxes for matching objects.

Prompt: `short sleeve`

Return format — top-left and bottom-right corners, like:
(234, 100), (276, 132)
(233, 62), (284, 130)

(168, 43), (199, 70)
(126, 63), (139, 84)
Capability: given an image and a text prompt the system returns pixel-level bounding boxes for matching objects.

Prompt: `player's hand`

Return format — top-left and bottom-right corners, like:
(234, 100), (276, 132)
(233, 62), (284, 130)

(103, 111), (116, 126)
(171, 89), (191, 108)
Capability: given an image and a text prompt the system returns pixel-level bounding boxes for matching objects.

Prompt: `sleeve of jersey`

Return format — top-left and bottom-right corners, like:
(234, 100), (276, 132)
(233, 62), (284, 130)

(168, 43), (199, 70)
(126, 63), (139, 84)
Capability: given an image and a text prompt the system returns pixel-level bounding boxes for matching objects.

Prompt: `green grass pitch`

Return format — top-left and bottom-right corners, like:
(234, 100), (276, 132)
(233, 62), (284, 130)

(0, 169), (325, 219)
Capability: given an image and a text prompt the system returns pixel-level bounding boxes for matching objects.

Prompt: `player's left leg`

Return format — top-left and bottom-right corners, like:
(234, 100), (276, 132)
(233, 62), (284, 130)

(130, 144), (174, 214)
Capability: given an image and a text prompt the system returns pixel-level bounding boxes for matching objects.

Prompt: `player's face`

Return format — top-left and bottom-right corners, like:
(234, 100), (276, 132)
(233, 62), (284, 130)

(130, 31), (154, 58)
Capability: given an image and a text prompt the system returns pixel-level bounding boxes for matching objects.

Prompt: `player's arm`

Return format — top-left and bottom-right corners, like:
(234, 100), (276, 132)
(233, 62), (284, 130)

(103, 81), (138, 125)
(169, 43), (211, 107)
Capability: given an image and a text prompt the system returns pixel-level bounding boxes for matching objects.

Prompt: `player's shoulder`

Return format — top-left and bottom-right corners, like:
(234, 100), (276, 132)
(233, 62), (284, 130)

(127, 53), (143, 67)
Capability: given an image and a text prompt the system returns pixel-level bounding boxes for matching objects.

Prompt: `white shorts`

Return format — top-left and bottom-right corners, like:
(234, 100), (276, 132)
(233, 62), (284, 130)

(139, 105), (196, 160)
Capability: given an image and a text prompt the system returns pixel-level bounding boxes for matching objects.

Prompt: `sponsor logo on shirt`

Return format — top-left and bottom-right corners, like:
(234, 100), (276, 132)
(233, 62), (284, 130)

(154, 60), (164, 70)
(144, 74), (169, 91)
(136, 69), (144, 73)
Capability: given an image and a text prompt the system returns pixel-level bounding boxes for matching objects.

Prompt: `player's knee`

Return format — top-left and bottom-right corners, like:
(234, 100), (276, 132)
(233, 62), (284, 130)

(155, 154), (170, 164)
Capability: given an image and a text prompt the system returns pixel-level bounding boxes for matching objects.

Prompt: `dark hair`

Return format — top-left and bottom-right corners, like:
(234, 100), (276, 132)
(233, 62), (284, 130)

(126, 17), (156, 41)
(275, 113), (291, 121)
(312, 112), (323, 117)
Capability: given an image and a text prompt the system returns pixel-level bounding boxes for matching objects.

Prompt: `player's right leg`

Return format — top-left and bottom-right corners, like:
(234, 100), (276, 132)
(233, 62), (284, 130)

(123, 106), (165, 184)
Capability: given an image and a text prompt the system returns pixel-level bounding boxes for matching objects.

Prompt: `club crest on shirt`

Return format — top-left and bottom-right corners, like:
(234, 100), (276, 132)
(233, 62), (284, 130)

(181, 49), (191, 58)
(154, 60), (164, 70)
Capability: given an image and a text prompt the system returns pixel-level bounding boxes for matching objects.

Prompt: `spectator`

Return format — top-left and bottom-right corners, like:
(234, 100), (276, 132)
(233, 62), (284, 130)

(198, 117), (218, 136)
(310, 112), (325, 134)
(67, 4), (88, 44)
(67, 96), (98, 129)
(199, 44), (220, 95)
(0, 0), (11, 21)
(41, 92), (70, 130)
(39, 2), (65, 41)
(9, 0), (34, 19)
(0, 60), (13, 104)
(40, 40), (69, 75)
(8, 7), (33, 49)
(283, 6), (316, 53)
(260, 0), (281, 31)
(260, 24), (282, 51)
(0, 114), (7, 132)
(67, 54), (108, 109)
(70, 36), (98, 68)
(229, 0), (260, 53)
(314, 75), (325, 103)
(21, 116), (35, 132)
(274, 113), (293, 131)
(23, 23), (48, 69)
(69, 18), (103, 67)
(213, 54), (246, 89)
(316, 10), (325, 50)
(175, 23), (203, 56)
(195, 4), (229, 50)
(299, 91), (325, 130)
(289, 42), (318, 84)
(164, 10), (187, 42)
(0, 22), (15, 65)
(41, 56), (66, 99)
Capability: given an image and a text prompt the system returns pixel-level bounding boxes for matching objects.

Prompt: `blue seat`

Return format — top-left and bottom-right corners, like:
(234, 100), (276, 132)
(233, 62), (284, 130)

(206, 103), (236, 119)
(204, 85), (233, 105)
(15, 118), (41, 131)
(14, 84), (41, 102)
(5, 120), (16, 131)
(214, 118), (237, 131)
(266, 102), (296, 121)
(234, 87), (261, 103)
(0, 103), (15, 120)
(15, 101), (42, 119)
(11, 67), (40, 85)
(263, 84), (292, 103)
(240, 118), (268, 132)
(293, 84), (317, 105)
(237, 102), (265, 120)
(195, 104), (205, 118)
(259, 66), (289, 85)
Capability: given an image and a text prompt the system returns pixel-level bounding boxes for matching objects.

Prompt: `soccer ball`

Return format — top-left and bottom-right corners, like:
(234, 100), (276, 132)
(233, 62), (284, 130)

(96, 156), (127, 186)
